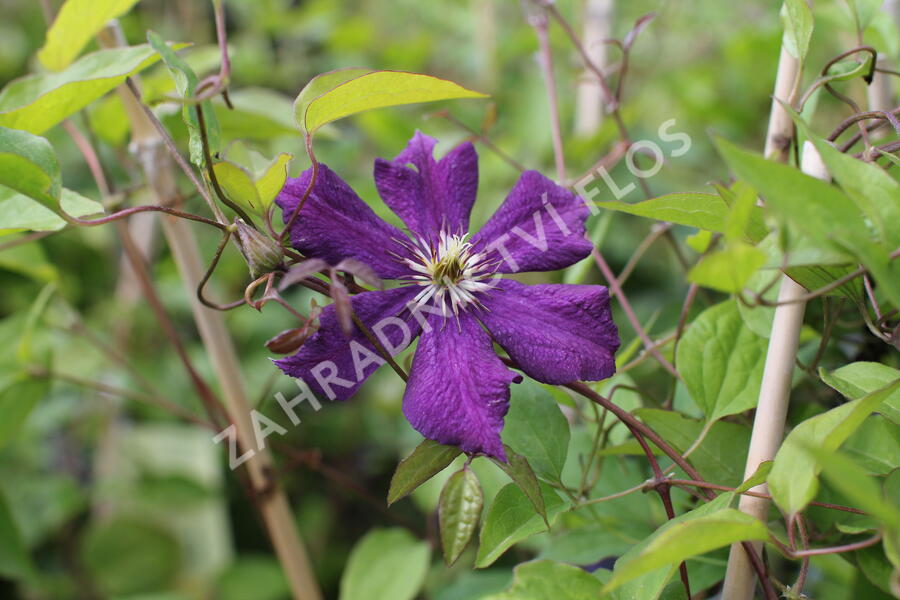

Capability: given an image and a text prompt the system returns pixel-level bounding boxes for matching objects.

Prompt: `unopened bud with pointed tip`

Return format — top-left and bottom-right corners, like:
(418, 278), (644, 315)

(235, 219), (283, 278)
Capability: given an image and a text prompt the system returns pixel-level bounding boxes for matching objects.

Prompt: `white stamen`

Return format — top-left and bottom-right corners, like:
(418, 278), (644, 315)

(401, 231), (495, 315)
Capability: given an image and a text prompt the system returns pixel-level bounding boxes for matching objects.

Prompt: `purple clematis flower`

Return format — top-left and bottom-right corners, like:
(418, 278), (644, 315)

(274, 132), (620, 460)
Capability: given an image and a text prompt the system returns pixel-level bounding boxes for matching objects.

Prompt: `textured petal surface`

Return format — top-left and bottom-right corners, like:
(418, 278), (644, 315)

(471, 170), (592, 273)
(276, 164), (412, 279)
(374, 131), (478, 239)
(403, 312), (521, 460)
(477, 279), (619, 384)
(275, 286), (421, 401)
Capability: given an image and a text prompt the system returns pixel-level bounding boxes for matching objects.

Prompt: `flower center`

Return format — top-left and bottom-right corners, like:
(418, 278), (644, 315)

(402, 232), (496, 315)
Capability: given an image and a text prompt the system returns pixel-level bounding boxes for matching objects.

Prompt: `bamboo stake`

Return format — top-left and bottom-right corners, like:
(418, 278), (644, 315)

(573, 0), (612, 135)
(721, 42), (804, 600)
(763, 46), (801, 162)
(98, 24), (322, 600)
(723, 105), (834, 600)
(722, 142), (829, 599)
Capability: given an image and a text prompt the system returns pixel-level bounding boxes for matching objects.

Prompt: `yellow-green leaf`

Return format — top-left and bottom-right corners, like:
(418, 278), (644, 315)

(295, 69), (487, 135)
(604, 509), (768, 592)
(804, 447), (900, 530)
(212, 161), (259, 213)
(0, 187), (103, 232)
(688, 241), (767, 293)
(768, 379), (900, 516)
(293, 68), (372, 132)
(599, 192), (766, 242)
(255, 153), (292, 210)
(0, 44), (172, 134)
(38, 0), (142, 71)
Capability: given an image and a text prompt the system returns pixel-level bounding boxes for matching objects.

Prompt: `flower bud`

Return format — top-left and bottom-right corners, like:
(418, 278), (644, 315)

(265, 324), (318, 354)
(235, 219), (283, 278)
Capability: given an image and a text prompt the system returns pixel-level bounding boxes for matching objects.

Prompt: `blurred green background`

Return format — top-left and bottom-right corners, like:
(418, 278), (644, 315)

(0, 0), (895, 598)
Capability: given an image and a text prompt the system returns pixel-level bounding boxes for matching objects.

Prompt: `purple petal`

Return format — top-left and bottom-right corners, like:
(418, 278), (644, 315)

(403, 312), (521, 460)
(274, 286), (421, 401)
(477, 279), (619, 384)
(276, 164), (412, 279)
(374, 131), (478, 239)
(471, 170), (592, 273)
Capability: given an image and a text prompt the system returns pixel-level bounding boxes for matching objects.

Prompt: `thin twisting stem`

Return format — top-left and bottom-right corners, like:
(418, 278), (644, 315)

(195, 103), (257, 225)
(123, 78), (227, 224)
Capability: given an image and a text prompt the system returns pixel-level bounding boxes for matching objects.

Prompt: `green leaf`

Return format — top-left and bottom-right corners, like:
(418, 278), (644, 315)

(843, 0), (884, 32)
(781, 0), (814, 61)
(0, 44), (170, 134)
(714, 136), (870, 252)
(686, 229), (713, 253)
(494, 447), (546, 523)
(0, 187), (103, 232)
(785, 264), (863, 303)
(18, 281), (56, 363)
(599, 193), (728, 232)
(604, 509), (767, 593)
(688, 241), (766, 293)
(38, 0), (142, 71)
(719, 179), (764, 243)
(736, 269), (778, 337)
(878, 149), (900, 167)
(843, 415), (900, 474)
(388, 439), (462, 505)
(82, 516), (181, 596)
(719, 137), (900, 305)
(439, 467), (483, 566)
(600, 190), (768, 243)
(502, 380), (570, 482)
(484, 560), (604, 600)
(0, 240), (59, 282)
(339, 528), (430, 600)
(0, 126), (60, 209)
(215, 88), (299, 141)
(147, 31), (220, 168)
(0, 374), (49, 449)
(217, 556), (289, 600)
(791, 109), (900, 249)
(636, 409), (751, 487)
(821, 362), (900, 424)
(0, 487), (32, 581)
(735, 461), (773, 494)
(476, 482), (567, 568)
(803, 447), (900, 530)
(768, 379), (900, 516)
(294, 69), (487, 135)
(607, 492), (734, 599)
(676, 300), (768, 422)
(825, 55), (875, 82)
